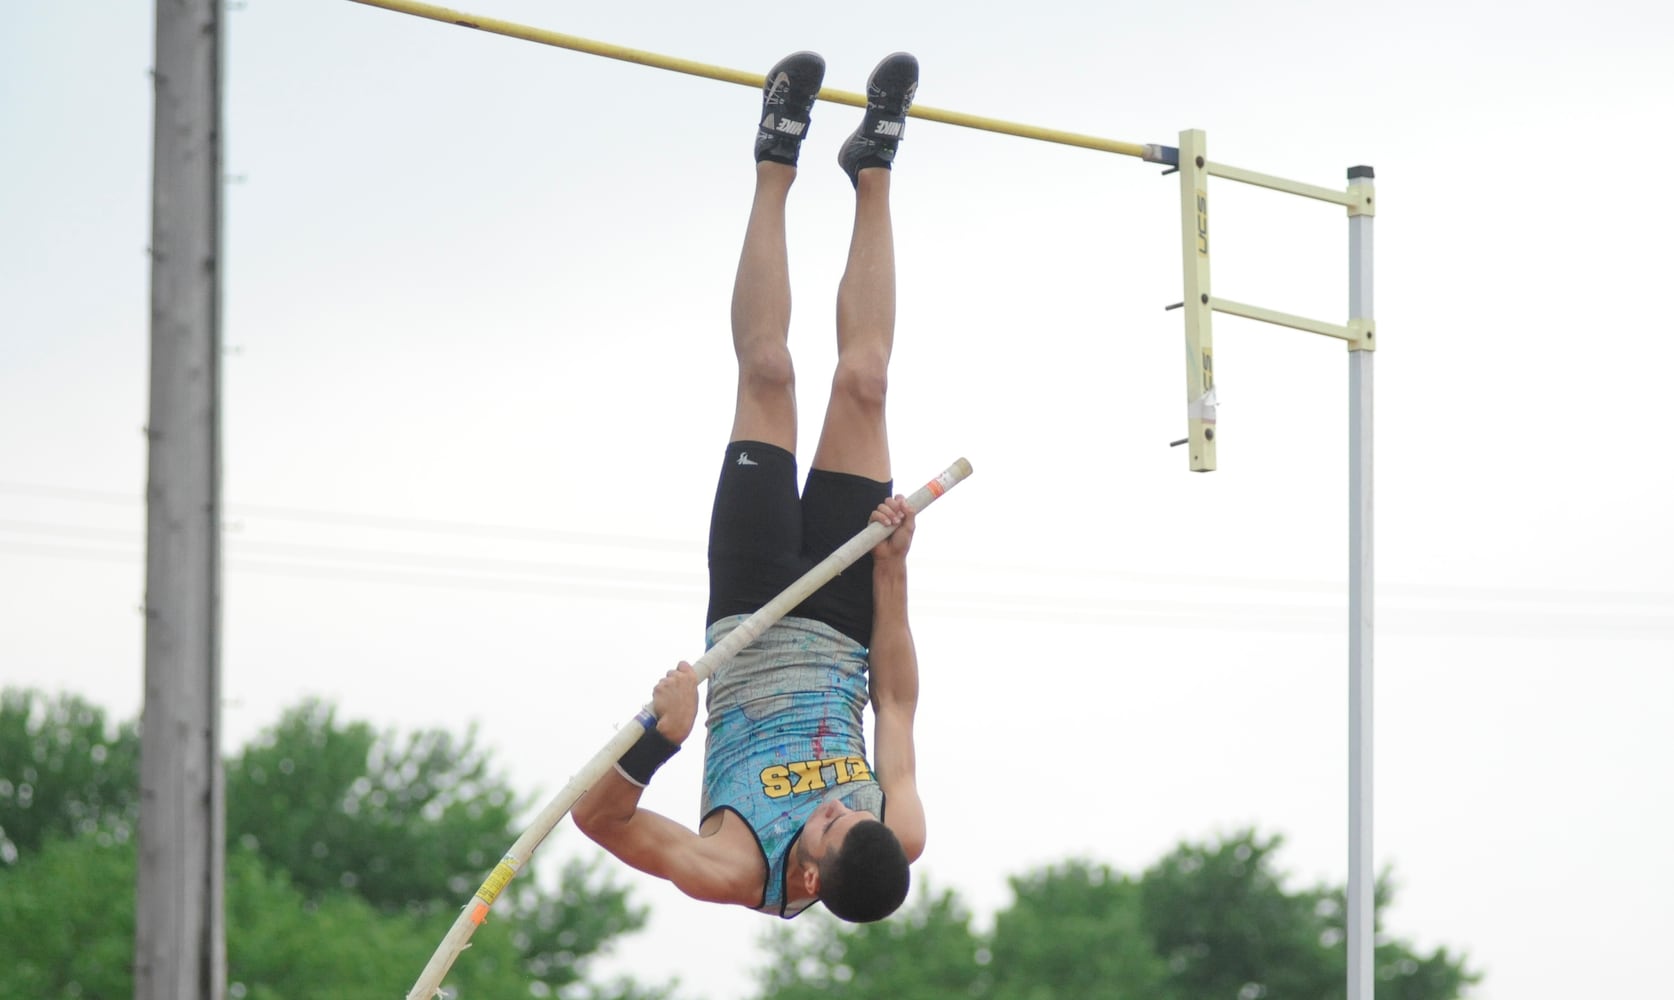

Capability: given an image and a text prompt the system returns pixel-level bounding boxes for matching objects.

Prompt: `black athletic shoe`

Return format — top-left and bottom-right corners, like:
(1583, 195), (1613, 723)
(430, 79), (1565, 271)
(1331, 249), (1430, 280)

(755, 51), (826, 166)
(838, 52), (919, 187)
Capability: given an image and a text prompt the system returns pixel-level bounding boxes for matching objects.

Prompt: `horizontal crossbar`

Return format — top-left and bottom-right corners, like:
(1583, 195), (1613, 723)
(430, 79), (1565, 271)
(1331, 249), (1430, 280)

(1207, 161), (1362, 207)
(347, 0), (1168, 161)
(1211, 297), (1355, 340)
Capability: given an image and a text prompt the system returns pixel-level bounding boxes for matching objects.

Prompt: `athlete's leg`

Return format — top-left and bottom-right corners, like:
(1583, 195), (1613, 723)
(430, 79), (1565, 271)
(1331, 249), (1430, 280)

(707, 54), (826, 631)
(813, 53), (918, 481)
(729, 51), (826, 451)
(809, 168), (895, 480)
(728, 161), (798, 451)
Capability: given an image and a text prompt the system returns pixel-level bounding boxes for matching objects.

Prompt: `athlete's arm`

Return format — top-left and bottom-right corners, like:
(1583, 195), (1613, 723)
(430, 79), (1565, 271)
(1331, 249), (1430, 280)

(571, 663), (758, 904)
(867, 496), (926, 861)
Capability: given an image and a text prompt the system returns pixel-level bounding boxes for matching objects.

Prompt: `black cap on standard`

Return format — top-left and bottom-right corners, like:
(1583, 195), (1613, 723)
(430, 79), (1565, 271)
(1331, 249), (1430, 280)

(1348, 165), (1375, 179)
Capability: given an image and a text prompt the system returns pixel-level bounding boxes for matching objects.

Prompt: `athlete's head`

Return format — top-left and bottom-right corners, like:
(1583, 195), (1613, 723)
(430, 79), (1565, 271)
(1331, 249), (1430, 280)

(817, 818), (910, 922)
(798, 797), (911, 922)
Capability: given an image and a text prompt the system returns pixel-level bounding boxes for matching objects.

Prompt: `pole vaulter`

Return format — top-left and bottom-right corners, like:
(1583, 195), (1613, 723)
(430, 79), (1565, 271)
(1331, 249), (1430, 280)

(406, 460), (971, 1000)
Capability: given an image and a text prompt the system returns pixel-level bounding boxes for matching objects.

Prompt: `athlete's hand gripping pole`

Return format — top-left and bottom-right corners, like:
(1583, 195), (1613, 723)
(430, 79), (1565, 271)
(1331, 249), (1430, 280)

(405, 457), (973, 999)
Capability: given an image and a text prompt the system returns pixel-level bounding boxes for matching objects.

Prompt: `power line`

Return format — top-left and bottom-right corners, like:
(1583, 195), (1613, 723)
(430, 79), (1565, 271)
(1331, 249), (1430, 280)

(3, 539), (1669, 639)
(0, 481), (699, 554)
(3, 490), (1671, 611)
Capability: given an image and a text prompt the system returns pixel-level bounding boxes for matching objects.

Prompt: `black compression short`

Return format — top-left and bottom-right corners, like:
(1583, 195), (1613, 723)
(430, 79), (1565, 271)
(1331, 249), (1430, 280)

(706, 441), (892, 648)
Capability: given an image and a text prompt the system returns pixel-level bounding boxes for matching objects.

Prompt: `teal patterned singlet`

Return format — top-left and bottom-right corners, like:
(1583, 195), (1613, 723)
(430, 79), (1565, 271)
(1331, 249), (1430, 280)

(700, 614), (886, 918)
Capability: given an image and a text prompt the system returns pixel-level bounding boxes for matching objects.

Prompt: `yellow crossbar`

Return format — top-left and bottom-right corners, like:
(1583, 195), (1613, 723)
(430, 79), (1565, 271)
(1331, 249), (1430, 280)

(347, 0), (1154, 160)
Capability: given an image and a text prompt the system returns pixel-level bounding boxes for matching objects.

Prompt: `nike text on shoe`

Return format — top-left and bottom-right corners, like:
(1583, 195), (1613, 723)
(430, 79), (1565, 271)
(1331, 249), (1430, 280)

(756, 51), (826, 167)
(838, 52), (918, 187)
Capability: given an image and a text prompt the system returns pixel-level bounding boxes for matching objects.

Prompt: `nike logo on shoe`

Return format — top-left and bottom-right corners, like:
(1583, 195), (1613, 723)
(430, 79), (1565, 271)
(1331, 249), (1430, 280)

(761, 113), (806, 136)
(736, 452), (759, 466)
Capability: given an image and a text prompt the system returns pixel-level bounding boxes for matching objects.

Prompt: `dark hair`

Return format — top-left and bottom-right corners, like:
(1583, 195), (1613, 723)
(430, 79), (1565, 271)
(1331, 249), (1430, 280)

(818, 819), (910, 923)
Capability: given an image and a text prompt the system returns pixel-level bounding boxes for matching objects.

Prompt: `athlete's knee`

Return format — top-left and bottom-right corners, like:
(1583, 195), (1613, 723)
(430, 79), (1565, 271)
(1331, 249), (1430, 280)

(737, 341), (795, 396)
(831, 352), (889, 412)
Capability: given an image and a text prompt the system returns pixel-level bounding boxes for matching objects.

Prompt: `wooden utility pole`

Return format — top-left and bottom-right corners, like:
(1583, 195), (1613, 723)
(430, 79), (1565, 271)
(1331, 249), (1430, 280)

(136, 1), (225, 997)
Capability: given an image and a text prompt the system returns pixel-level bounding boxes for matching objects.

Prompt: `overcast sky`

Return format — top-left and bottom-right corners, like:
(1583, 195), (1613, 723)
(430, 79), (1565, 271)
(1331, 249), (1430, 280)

(3, 1), (1672, 997)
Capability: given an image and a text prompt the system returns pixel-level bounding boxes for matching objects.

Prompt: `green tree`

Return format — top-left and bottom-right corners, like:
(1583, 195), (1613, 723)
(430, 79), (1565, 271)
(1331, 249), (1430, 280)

(755, 885), (984, 1000)
(226, 698), (672, 997)
(222, 846), (589, 1000)
(0, 689), (677, 999)
(1140, 830), (1342, 998)
(226, 698), (521, 915)
(0, 832), (136, 997)
(755, 830), (1477, 1000)
(1141, 831), (1479, 1000)
(0, 835), (652, 999)
(987, 861), (1176, 1000)
(0, 688), (140, 865)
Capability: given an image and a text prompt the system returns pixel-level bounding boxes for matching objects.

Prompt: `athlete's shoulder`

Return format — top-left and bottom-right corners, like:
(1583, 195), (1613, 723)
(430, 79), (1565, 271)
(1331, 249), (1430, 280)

(696, 807), (770, 900)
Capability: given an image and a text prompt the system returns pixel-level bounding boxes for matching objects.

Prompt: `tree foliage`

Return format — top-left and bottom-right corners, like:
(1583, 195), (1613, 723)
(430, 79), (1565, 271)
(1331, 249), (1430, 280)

(1140, 830), (1342, 999)
(2, 689), (1479, 1000)
(0, 687), (673, 999)
(225, 699), (522, 914)
(1141, 831), (1478, 1000)
(0, 834), (656, 999)
(756, 885), (985, 1000)
(988, 861), (1174, 999)
(756, 830), (1478, 1000)
(0, 830), (136, 997)
(0, 689), (140, 866)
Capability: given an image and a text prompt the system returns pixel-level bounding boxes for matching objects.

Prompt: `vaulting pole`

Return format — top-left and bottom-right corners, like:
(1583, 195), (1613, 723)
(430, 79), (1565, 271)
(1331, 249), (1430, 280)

(405, 458), (973, 1000)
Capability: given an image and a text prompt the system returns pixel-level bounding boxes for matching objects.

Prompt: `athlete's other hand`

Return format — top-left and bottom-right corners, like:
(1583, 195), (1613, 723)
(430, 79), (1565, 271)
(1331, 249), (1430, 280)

(869, 495), (915, 563)
(652, 662), (700, 745)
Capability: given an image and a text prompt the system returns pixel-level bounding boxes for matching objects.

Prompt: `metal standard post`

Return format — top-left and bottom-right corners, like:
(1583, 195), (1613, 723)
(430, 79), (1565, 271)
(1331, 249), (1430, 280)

(1345, 164), (1376, 1000)
(136, 1), (226, 998)
(1177, 129), (1216, 471)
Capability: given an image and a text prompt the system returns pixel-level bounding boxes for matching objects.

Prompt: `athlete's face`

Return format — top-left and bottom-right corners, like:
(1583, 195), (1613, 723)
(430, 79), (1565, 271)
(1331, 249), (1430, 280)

(802, 797), (875, 862)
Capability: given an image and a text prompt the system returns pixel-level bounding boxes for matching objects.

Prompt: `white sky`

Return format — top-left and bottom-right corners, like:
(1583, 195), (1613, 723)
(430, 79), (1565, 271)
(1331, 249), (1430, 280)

(4, 0), (1672, 997)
